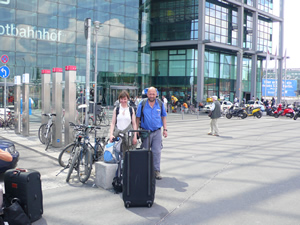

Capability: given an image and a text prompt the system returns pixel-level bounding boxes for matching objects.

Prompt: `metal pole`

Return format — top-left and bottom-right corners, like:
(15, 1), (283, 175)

(284, 56), (287, 101)
(4, 78), (6, 130)
(265, 60), (268, 99)
(93, 21), (101, 125)
(85, 18), (91, 126)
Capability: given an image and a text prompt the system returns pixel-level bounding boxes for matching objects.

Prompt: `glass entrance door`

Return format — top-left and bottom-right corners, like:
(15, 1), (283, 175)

(109, 85), (138, 106)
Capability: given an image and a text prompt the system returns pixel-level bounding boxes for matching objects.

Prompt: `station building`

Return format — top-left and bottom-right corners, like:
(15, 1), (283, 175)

(0, 0), (284, 108)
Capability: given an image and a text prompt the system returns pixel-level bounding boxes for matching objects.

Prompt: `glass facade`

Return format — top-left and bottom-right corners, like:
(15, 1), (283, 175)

(151, 0), (198, 42)
(0, 0), (282, 107)
(0, 0), (150, 107)
(150, 0), (277, 103)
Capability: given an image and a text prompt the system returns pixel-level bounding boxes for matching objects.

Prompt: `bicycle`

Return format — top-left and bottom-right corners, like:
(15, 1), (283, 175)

(94, 106), (110, 126)
(58, 123), (106, 183)
(38, 113), (56, 150)
(187, 104), (197, 114)
(76, 104), (94, 126)
(0, 111), (14, 130)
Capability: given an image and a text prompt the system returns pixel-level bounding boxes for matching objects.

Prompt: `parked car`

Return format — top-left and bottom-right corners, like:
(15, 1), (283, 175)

(203, 100), (233, 113)
(220, 100), (233, 112)
(247, 100), (265, 111)
(203, 102), (213, 113)
(0, 140), (19, 173)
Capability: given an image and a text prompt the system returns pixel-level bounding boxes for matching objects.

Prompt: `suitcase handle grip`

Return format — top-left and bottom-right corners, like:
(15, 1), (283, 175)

(10, 168), (28, 177)
(128, 129), (151, 151)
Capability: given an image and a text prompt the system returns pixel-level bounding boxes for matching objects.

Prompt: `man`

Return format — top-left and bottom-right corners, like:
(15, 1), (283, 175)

(208, 96), (221, 136)
(136, 87), (168, 180)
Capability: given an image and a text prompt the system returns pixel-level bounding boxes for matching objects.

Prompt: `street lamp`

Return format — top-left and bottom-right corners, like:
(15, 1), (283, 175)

(93, 21), (101, 124)
(22, 58), (26, 73)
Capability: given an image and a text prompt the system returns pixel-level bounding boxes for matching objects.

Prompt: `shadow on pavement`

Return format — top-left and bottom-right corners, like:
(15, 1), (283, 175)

(156, 177), (188, 192)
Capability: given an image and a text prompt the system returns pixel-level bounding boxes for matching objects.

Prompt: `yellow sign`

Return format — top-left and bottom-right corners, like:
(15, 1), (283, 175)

(207, 98), (213, 102)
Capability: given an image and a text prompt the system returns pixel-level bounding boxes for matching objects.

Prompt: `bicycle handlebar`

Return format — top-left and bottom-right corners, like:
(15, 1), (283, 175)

(69, 122), (101, 131)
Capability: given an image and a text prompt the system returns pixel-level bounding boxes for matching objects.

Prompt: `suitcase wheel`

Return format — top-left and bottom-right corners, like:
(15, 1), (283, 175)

(125, 201), (131, 208)
(147, 201), (152, 208)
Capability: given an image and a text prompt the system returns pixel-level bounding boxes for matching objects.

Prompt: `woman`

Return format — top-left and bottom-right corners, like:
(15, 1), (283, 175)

(109, 91), (137, 153)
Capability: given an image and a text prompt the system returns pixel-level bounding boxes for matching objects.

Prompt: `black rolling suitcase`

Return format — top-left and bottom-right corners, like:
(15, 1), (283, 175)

(122, 130), (155, 208)
(4, 169), (43, 222)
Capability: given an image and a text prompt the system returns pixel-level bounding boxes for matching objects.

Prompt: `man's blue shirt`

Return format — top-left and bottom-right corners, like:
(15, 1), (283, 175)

(136, 99), (167, 131)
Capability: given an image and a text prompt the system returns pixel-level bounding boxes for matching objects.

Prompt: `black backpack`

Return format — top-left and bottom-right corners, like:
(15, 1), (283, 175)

(112, 161), (122, 194)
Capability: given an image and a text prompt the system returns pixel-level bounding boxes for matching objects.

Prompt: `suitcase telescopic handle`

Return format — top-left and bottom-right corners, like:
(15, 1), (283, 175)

(128, 129), (151, 151)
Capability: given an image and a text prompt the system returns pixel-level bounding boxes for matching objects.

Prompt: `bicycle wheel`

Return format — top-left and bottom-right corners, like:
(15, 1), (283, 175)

(8, 118), (14, 130)
(0, 118), (4, 127)
(45, 124), (53, 150)
(38, 124), (47, 144)
(83, 116), (94, 126)
(66, 146), (80, 182)
(58, 143), (76, 167)
(77, 147), (93, 183)
(99, 115), (110, 126)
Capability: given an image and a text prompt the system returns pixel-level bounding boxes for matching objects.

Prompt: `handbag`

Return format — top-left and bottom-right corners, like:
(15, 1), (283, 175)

(3, 198), (31, 225)
(208, 111), (212, 117)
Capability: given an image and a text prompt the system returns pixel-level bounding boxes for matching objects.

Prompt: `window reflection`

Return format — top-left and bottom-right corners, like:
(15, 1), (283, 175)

(0, 8), (15, 23)
(16, 10), (37, 26)
(16, 38), (36, 52)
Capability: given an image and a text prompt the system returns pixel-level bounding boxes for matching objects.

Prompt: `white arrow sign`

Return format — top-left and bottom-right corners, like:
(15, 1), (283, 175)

(0, 66), (10, 78)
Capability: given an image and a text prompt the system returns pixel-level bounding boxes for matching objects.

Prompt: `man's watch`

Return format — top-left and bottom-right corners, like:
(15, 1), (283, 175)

(164, 129), (168, 131)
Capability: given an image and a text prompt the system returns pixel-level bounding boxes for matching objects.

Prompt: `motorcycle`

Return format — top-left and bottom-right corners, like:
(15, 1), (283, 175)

(293, 108), (300, 120)
(274, 104), (295, 118)
(265, 105), (277, 116)
(226, 105), (247, 119)
(245, 106), (262, 118)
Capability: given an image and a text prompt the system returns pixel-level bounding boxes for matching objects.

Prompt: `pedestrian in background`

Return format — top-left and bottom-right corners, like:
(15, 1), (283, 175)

(208, 96), (221, 136)
(271, 97), (275, 106)
(162, 95), (168, 112)
(136, 87), (168, 180)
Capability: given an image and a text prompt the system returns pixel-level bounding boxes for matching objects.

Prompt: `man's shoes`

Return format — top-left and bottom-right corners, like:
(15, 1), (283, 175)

(155, 171), (162, 180)
(213, 134), (219, 136)
(207, 133), (212, 135)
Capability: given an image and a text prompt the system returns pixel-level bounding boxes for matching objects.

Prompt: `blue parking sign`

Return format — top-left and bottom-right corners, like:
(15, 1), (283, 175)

(0, 66), (10, 78)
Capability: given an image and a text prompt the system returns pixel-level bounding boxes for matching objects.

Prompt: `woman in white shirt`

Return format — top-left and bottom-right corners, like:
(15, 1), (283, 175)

(110, 91), (137, 151)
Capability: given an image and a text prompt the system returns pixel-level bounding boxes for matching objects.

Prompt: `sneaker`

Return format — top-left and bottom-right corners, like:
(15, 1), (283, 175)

(207, 133), (212, 135)
(155, 171), (162, 180)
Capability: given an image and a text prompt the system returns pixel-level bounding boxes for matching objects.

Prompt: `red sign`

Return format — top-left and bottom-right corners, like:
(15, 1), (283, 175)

(1, 55), (9, 64)
(41, 69), (51, 74)
(52, 68), (63, 73)
(65, 65), (77, 71)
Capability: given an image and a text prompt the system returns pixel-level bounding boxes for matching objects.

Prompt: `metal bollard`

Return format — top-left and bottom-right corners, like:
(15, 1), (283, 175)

(181, 106), (184, 120)
(197, 108), (199, 119)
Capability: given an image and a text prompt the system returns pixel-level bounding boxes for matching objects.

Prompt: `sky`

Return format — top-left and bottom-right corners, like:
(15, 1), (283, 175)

(282, 1), (299, 68)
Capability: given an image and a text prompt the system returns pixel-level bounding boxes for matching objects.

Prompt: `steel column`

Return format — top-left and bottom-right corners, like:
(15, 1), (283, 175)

(14, 76), (21, 134)
(277, 0), (284, 103)
(197, 0), (206, 102)
(22, 73), (30, 136)
(52, 68), (63, 147)
(64, 66), (77, 145)
(41, 69), (51, 125)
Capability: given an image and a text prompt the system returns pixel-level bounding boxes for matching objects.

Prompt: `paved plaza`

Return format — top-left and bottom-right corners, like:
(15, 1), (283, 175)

(0, 111), (300, 225)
